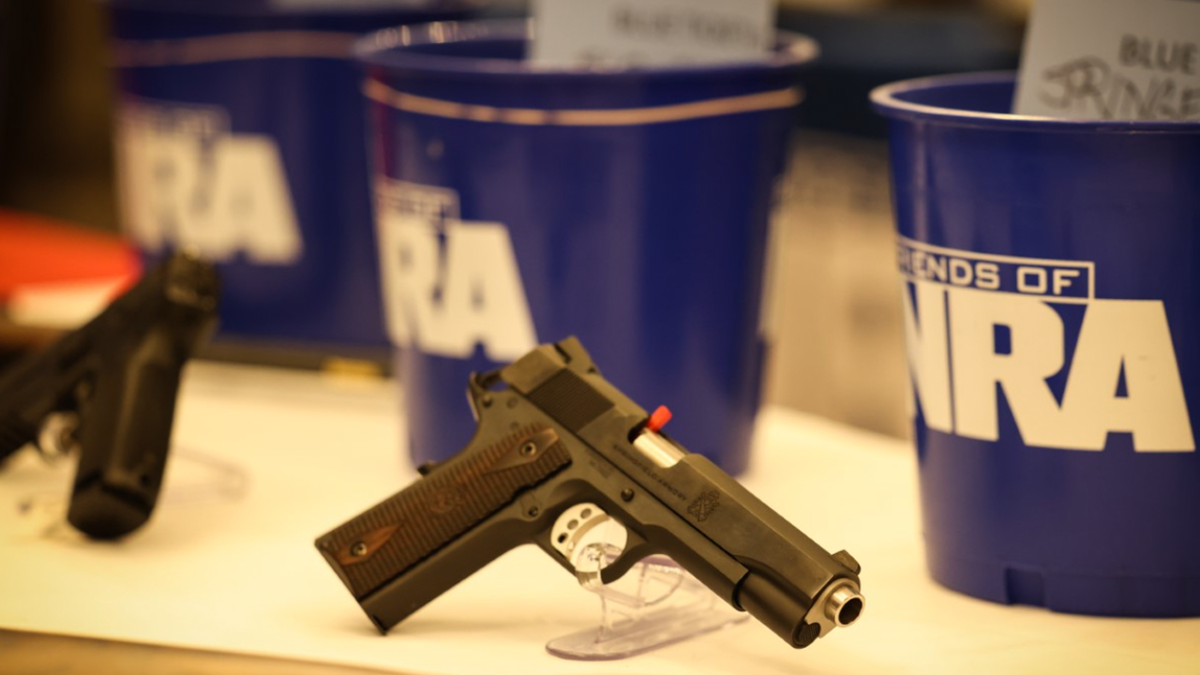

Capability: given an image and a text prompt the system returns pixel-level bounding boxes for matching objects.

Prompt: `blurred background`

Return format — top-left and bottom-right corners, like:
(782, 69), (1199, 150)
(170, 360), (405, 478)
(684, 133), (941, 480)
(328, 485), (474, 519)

(0, 0), (1029, 439)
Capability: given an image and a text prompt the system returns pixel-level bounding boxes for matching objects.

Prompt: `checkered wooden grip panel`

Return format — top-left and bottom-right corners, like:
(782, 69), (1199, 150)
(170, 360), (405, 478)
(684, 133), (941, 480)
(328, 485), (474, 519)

(315, 426), (570, 600)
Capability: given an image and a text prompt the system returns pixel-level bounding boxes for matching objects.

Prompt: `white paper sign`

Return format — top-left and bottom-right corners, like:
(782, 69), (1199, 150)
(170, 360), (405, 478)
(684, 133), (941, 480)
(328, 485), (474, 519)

(531, 0), (775, 68)
(1014, 0), (1200, 121)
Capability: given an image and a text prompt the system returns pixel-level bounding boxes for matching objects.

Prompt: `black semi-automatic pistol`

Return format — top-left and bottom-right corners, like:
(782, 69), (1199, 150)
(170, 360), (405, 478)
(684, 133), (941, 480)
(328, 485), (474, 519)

(0, 252), (219, 539)
(316, 337), (864, 649)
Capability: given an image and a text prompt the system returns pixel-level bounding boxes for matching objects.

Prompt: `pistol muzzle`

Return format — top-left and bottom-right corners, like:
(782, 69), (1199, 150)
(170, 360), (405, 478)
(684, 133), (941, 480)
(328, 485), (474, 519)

(737, 573), (864, 648)
(823, 581), (865, 627)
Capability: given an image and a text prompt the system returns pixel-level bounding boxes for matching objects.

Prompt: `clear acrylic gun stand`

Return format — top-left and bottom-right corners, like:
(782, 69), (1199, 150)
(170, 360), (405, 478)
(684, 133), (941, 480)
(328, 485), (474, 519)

(545, 503), (748, 660)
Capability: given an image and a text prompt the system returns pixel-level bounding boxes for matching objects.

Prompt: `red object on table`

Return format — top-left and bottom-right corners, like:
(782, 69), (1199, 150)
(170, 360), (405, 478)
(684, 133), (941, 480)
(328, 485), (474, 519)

(0, 209), (141, 302)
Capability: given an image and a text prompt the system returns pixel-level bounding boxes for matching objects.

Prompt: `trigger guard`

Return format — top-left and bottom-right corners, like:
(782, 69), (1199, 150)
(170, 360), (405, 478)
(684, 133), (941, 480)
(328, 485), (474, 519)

(599, 531), (654, 585)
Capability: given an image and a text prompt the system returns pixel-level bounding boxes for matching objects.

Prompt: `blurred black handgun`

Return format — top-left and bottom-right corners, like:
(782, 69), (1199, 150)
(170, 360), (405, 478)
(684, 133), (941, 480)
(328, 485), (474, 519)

(316, 337), (864, 649)
(0, 253), (219, 539)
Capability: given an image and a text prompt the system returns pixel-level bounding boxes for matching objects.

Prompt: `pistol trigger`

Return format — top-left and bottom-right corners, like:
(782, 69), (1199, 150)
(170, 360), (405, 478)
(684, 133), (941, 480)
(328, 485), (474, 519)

(599, 531), (653, 585)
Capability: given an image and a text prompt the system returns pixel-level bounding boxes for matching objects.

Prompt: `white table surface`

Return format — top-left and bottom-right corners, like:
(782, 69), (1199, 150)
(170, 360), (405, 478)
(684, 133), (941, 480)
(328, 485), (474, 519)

(1, 362), (1197, 674)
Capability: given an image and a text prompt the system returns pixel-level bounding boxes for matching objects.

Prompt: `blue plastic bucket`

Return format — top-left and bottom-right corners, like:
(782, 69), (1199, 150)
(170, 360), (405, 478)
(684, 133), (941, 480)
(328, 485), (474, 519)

(108, 0), (479, 350)
(872, 72), (1200, 616)
(359, 20), (816, 474)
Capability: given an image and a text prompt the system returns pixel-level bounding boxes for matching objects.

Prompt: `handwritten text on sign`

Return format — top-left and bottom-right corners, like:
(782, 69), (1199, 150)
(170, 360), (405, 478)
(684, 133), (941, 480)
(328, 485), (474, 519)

(530, 0), (774, 68)
(1014, 0), (1200, 121)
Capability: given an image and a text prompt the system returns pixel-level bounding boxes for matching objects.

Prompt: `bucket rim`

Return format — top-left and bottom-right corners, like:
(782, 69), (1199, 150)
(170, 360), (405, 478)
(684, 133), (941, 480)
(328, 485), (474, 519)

(871, 71), (1200, 133)
(104, 0), (486, 17)
(353, 18), (818, 80)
